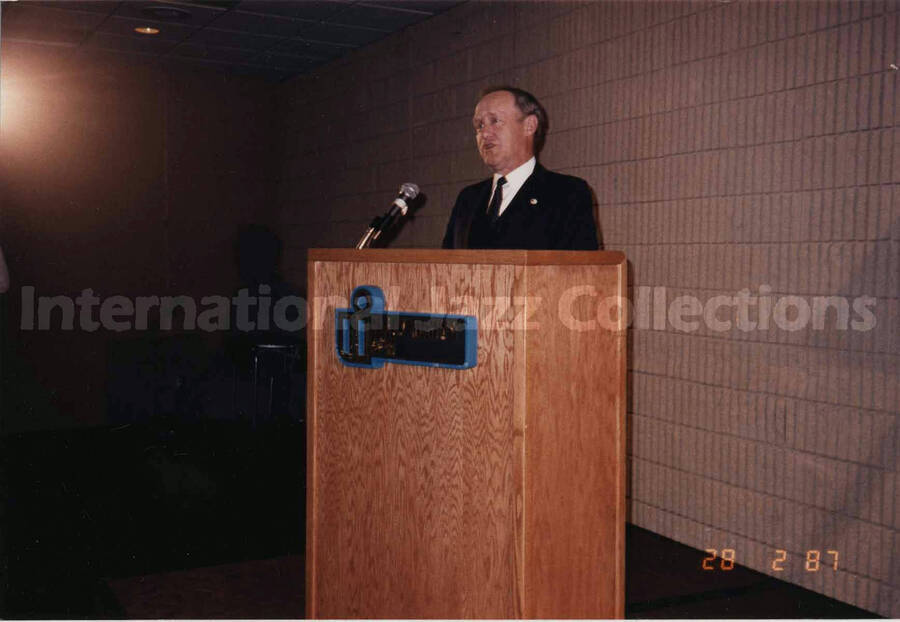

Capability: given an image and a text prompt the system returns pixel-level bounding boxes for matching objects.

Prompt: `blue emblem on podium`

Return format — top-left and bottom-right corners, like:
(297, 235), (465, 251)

(335, 285), (477, 370)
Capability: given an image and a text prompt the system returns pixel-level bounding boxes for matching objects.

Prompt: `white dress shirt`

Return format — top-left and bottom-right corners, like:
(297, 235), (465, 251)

(491, 156), (536, 217)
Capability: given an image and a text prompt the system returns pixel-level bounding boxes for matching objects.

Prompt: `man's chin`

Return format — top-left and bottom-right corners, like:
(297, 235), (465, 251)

(480, 156), (499, 171)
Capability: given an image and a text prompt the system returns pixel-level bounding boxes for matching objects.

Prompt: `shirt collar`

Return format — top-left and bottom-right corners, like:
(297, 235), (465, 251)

(493, 156), (536, 192)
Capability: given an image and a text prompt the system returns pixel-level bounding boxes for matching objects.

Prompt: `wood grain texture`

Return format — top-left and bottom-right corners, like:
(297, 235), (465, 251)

(306, 258), (320, 617)
(523, 263), (627, 618)
(307, 252), (626, 618)
(308, 248), (625, 266)
(308, 260), (523, 618)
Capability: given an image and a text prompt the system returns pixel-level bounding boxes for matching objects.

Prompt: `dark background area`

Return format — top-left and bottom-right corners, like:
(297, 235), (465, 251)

(1, 25), (307, 616)
(1, 43), (279, 433)
(2, 419), (306, 617)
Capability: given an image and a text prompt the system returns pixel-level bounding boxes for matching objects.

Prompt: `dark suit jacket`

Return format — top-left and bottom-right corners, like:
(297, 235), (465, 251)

(441, 163), (599, 250)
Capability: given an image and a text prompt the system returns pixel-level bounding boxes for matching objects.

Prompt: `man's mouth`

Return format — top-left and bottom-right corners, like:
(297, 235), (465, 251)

(482, 143), (496, 151)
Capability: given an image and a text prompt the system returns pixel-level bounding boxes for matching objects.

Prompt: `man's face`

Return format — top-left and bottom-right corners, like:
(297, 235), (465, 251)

(472, 90), (536, 176)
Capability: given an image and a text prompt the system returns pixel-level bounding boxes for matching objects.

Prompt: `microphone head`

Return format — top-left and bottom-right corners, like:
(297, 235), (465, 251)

(398, 182), (419, 201)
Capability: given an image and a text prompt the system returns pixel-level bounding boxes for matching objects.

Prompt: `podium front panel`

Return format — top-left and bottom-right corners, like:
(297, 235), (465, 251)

(308, 259), (525, 618)
(306, 250), (625, 619)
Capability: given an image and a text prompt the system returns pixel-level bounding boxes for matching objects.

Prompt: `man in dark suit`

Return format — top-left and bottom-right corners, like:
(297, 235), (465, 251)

(442, 86), (599, 250)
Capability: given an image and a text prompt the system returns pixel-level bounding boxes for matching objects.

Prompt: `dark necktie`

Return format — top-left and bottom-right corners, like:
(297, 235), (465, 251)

(487, 176), (507, 224)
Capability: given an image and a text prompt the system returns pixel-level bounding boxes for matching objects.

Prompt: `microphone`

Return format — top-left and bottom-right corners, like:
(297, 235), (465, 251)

(356, 182), (420, 249)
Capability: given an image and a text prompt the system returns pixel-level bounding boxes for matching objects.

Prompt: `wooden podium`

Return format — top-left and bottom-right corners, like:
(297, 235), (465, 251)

(306, 249), (626, 619)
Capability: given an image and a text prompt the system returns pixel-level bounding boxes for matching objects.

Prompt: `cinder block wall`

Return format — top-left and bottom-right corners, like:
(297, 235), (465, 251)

(275, 1), (899, 615)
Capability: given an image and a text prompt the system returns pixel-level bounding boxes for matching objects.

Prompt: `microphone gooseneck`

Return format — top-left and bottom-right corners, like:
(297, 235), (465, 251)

(356, 183), (420, 249)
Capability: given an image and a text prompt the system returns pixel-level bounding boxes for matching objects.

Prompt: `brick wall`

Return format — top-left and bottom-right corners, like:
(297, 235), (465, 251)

(275, 1), (899, 615)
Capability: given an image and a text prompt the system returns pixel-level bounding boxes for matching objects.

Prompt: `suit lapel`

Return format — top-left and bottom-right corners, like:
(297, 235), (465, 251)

(498, 163), (547, 222)
(458, 178), (493, 248)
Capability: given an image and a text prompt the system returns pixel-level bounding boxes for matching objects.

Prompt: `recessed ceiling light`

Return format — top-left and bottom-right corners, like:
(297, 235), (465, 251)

(134, 26), (161, 35)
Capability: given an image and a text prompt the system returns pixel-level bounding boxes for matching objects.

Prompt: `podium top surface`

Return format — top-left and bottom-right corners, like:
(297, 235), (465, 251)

(307, 248), (625, 266)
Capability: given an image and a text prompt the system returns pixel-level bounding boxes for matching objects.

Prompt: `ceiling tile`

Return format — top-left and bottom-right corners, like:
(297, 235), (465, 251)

(185, 27), (283, 51)
(1, 3), (108, 30)
(1, 23), (86, 47)
(331, 4), (426, 30)
(206, 10), (309, 37)
(96, 16), (198, 42)
(173, 42), (261, 64)
(0, 3), (105, 45)
(365, 0), (462, 13)
(185, 0), (242, 9)
(164, 55), (245, 75)
(271, 36), (351, 59)
(1, 0), (466, 80)
(297, 21), (386, 46)
(85, 31), (179, 54)
(112, 2), (225, 28)
(235, 0), (348, 22)
(28, 1), (119, 15)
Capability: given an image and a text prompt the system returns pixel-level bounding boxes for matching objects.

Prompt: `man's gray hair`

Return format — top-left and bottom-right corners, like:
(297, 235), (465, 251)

(481, 85), (548, 154)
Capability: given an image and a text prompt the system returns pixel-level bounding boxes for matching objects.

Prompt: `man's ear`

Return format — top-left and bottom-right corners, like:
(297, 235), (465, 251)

(523, 114), (538, 136)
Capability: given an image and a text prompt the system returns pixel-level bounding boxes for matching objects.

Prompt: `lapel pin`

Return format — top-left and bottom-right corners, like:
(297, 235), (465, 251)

(529, 198), (538, 205)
